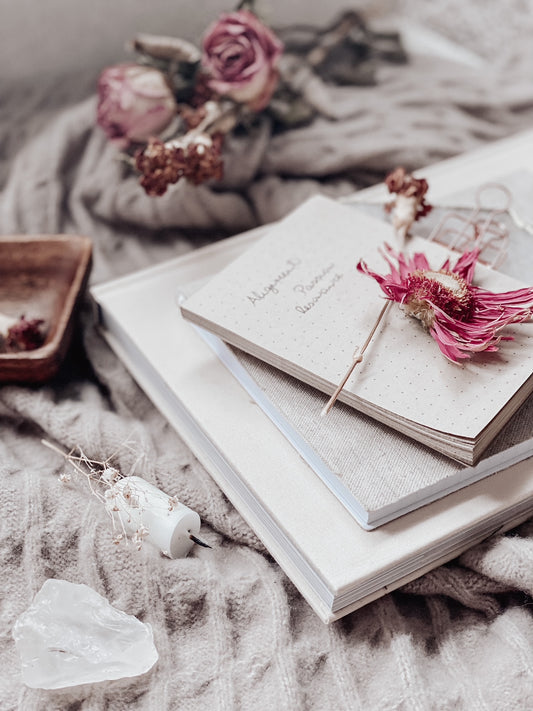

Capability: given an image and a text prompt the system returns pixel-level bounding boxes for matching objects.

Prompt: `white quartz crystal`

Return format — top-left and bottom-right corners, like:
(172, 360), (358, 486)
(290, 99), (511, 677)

(12, 579), (158, 689)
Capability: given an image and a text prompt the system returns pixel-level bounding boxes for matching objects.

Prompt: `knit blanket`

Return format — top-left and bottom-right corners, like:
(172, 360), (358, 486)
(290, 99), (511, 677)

(2, 17), (533, 711)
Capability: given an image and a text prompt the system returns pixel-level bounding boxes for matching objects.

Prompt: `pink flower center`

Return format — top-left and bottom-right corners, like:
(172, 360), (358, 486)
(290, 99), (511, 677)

(404, 269), (475, 328)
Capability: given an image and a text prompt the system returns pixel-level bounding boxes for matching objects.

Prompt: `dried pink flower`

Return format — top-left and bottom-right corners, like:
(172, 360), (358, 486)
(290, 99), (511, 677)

(97, 64), (177, 148)
(201, 10), (283, 111)
(6, 316), (46, 352)
(357, 245), (533, 362)
(135, 133), (224, 196)
(384, 167), (432, 244)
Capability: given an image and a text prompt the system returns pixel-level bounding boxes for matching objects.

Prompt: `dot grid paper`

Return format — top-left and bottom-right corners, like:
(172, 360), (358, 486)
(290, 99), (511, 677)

(181, 196), (533, 456)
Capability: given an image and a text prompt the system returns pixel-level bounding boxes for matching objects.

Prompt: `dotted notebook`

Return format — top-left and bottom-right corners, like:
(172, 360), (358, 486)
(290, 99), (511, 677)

(181, 195), (533, 468)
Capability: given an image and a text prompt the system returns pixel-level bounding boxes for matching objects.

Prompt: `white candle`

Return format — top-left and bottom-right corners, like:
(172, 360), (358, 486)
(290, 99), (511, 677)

(105, 476), (202, 558)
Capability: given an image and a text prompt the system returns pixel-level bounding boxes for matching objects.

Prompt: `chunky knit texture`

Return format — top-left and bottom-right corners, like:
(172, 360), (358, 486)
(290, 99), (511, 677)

(2, 7), (533, 709)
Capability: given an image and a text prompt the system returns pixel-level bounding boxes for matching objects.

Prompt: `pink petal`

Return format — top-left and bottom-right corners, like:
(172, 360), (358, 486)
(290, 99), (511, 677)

(451, 249), (479, 283)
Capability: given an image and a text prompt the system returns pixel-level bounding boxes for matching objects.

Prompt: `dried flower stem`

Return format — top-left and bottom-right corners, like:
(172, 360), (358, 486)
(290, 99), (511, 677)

(321, 300), (391, 416)
(116, 153), (137, 168)
(182, 100), (238, 140)
(41, 438), (145, 545)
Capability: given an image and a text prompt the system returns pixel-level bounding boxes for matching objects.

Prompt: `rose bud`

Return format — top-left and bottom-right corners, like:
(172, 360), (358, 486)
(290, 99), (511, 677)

(97, 63), (177, 147)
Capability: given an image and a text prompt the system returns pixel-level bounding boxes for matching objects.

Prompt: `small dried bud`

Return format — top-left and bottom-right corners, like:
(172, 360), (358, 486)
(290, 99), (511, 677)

(384, 167), (432, 245)
(168, 495), (180, 511)
(132, 525), (149, 550)
(5, 316), (46, 352)
(101, 467), (121, 485)
(385, 167), (431, 216)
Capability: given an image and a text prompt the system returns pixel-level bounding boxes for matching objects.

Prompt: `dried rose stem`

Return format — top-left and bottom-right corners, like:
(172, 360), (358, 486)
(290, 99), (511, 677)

(321, 300), (391, 416)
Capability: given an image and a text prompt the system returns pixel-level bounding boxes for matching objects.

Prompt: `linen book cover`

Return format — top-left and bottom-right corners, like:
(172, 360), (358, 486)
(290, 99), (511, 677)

(195, 334), (533, 529)
(180, 195), (533, 465)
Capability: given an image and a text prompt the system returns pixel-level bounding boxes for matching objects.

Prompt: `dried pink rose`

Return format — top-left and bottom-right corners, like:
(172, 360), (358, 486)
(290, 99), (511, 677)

(201, 10), (283, 111)
(357, 245), (533, 362)
(97, 64), (177, 148)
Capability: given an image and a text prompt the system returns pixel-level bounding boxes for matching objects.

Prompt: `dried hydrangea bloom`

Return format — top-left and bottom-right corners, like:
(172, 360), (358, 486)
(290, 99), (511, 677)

(135, 133), (224, 195)
(384, 167), (432, 245)
(357, 245), (533, 362)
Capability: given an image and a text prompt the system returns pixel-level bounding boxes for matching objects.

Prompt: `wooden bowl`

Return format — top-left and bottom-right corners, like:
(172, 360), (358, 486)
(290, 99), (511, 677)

(0, 234), (92, 383)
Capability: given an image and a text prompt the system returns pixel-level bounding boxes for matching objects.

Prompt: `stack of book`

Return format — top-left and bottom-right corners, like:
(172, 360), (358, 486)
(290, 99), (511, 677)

(91, 130), (533, 622)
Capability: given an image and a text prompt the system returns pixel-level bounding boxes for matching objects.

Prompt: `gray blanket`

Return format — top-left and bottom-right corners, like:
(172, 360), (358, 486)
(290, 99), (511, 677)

(2, 29), (533, 711)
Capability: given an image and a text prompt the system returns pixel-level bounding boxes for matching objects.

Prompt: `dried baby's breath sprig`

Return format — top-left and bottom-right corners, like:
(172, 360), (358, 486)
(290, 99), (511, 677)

(41, 439), (147, 550)
(132, 525), (150, 550)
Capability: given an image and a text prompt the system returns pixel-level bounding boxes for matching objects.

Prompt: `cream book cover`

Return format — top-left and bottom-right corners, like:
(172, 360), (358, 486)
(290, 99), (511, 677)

(180, 195), (533, 465)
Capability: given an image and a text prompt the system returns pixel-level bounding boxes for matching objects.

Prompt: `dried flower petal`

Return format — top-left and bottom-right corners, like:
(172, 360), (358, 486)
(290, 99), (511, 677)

(6, 316), (46, 352)
(132, 525), (149, 550)
(357, 245), (533, 362)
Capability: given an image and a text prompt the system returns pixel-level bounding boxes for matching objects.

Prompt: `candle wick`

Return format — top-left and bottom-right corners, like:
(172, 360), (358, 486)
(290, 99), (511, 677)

(189, 532), (212, 549)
